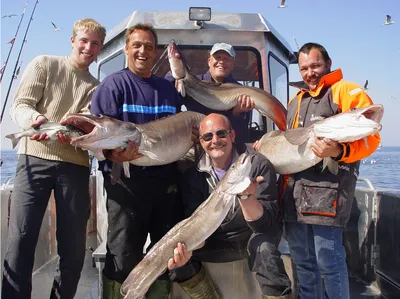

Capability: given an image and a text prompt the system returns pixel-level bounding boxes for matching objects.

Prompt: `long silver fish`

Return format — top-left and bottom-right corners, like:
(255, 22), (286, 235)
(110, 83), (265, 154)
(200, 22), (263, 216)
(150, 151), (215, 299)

(63, 111), (205, 175)
(256, 104), (384, 174)
(5, 122), (84, 149)
(167, 41), (288, 131)
(120, 153), (255, 299)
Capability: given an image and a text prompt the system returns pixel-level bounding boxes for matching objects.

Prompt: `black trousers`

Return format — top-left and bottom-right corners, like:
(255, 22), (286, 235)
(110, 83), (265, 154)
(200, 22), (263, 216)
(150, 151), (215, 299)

(171, 223), (292, 296)
(2, 155), (90, 299)
(102, 170), (181, 284)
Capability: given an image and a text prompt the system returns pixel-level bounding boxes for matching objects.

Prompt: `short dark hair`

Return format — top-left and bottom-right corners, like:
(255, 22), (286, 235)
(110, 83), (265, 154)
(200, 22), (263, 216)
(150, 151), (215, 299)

(298, 42), (330, 63)
(125, 23), (158, 48)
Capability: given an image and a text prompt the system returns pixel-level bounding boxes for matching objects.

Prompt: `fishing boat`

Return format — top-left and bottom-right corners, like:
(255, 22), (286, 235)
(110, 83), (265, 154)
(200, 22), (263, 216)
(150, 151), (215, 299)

(1, 8), (399, 299)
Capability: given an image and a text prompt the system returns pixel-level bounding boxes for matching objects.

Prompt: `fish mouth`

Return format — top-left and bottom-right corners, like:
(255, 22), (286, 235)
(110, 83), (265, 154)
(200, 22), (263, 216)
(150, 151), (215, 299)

(360, 104), (384, 124)
(63, 114), (102, 144)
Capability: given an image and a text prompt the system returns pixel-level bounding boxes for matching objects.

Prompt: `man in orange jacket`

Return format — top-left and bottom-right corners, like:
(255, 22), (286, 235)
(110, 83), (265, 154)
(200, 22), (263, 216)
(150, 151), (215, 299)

(281, 42), (380, 299)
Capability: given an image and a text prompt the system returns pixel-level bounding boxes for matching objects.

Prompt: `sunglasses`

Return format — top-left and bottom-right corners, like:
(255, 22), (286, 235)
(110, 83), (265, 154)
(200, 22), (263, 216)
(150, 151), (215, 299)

(199, 129), (231, 142)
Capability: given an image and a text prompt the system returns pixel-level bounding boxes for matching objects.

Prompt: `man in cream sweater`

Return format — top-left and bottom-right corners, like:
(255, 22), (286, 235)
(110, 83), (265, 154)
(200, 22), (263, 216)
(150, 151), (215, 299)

(2, 18), (106, 299)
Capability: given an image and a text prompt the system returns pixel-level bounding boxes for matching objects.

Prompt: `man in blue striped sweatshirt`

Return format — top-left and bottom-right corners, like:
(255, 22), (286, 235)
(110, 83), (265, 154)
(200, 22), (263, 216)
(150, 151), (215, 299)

(90, 23), (183, 299)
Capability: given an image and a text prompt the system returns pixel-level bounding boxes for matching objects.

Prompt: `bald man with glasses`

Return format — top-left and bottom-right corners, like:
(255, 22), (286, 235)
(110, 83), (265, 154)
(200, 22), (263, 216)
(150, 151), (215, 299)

(169, 113), (292, 299)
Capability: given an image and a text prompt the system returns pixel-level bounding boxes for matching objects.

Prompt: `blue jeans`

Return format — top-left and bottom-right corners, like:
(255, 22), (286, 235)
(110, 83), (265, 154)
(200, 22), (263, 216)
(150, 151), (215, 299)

(285, 222), (349, 299)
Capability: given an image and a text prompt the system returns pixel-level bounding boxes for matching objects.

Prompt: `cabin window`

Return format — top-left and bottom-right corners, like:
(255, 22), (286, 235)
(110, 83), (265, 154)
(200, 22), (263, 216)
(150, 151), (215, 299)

(97, 51), (125, 81)
(268, 53), (288, 108)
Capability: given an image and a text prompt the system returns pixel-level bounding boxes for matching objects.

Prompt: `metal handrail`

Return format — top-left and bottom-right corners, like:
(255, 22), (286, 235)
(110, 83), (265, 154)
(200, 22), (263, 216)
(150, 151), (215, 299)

(1, 177), (14, 190)
(357, 176), (376, 191)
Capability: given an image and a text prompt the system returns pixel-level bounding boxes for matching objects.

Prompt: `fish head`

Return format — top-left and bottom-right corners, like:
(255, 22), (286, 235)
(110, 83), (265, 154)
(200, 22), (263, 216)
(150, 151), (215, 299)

(314, 104), (384, 142)
(63, 114), (141, 158)
(218, 153), (254, 195)
(167, 41), (187, 80)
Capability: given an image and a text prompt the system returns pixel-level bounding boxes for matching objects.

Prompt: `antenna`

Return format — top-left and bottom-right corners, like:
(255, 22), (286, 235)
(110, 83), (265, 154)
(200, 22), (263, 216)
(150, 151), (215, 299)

(0, 1), (29, 83)
(1, 0), (39, 123)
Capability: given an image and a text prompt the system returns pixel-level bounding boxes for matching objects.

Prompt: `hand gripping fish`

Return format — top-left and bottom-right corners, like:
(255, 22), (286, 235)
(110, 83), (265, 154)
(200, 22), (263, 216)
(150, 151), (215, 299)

(5, 122), (84, 149)
(63, 111), (205, 177)
(120, 153), (255, 299)
(256, 104), (383, 174)
(167, 41), (288, 131)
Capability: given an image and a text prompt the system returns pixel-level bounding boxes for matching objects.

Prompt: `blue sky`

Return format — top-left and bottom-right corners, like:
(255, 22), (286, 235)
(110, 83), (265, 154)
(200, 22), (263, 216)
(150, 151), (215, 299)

(1, 0), (399, 149)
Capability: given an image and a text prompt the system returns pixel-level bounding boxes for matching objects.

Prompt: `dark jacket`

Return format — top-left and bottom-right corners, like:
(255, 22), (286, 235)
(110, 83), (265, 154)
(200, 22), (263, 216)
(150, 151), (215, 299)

(181, 148), (280, 246)
(281, 69), (381, 227)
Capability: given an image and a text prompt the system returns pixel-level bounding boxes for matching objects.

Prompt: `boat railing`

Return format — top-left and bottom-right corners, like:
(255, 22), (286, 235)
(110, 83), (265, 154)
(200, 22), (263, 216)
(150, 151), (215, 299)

(1, 176), (14, 190)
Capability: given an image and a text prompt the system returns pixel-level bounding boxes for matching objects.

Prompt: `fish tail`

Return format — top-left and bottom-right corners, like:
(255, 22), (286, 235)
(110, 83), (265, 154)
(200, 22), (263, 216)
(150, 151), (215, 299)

(5, 133), (22, 149)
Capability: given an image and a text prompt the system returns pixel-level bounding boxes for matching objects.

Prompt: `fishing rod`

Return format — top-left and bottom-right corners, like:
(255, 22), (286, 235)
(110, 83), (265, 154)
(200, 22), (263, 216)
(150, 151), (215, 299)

(0, 1), (29, 83)
(1, 0), (39, 123)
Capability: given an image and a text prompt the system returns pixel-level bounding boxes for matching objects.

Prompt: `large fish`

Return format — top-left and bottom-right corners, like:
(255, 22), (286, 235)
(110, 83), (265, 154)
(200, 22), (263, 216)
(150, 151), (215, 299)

(5, 122), (84, 149)
(120, 153), (255, 299)
(63, 111), (205, 176)
(256, 104), (383, 174)
(167, 41), (288, 131)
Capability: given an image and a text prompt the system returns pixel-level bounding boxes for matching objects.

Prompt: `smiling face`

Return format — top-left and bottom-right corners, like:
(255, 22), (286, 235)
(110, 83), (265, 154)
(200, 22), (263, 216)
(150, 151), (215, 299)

(298, 48), (331, 91)
(208, 51), (235, 83)
(70, 30), (103, 70)
(125, 29), (157, 78)
(200, 114), (235, 168)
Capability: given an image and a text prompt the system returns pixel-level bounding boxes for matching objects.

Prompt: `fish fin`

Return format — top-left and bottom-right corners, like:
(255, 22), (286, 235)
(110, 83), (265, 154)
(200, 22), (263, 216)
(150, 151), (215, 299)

(91, 149), (106, 161)
(141, 150), (166, 163)
(5, 133), (21, 149)
(123, 162), (130, 178)
(323, 158), (339, 175)
(225, 177), (252, 194)
(177, 80), (186, 97)
(363, 137), (370, 150)
(284, 127), (311, 145)
(110, 162), (122, 185)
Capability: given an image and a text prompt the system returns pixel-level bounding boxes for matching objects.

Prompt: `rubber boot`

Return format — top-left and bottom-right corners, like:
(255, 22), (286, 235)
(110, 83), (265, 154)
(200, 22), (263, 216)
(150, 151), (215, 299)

(145, 278), (171, 299)
(178, 265), (220, 299)
(102, 274), (123, 299)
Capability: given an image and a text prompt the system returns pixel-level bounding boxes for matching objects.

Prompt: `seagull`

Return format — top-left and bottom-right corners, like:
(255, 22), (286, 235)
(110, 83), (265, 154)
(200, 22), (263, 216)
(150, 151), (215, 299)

(390, 95), (397, 100)
(2, 14), (17, 19)
(278, 0), (287, 8)
(384, 15), (395, 25)
(51, 22), (62, 31)
(363, 80), (368, 90)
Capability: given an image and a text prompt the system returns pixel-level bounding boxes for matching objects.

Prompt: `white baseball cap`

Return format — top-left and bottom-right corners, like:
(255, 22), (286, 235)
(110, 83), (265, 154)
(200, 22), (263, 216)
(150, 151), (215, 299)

(210, 43), (236, 58)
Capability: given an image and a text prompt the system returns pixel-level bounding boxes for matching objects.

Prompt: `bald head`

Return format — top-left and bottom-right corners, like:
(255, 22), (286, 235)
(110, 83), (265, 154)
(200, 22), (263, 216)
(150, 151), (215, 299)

(200, 113), (231, 135)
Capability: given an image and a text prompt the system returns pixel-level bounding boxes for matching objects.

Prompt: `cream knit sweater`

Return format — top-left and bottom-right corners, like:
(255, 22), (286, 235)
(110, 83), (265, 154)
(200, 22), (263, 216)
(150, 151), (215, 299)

(9, 55), (100, 167)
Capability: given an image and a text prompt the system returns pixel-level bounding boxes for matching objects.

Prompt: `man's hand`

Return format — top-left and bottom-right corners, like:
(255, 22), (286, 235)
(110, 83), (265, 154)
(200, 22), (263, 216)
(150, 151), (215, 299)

(232, 95), (255, 116)
(312, 137), (342, 158)
(104, 141), (143, 162)
(167, 241), (205, 270)
(30, 115), (50, 141)
(252, 140), (260, 151)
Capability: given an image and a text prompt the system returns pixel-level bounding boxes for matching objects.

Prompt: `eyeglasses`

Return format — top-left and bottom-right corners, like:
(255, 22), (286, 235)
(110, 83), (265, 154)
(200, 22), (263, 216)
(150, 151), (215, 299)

(199, 129), (231, 142)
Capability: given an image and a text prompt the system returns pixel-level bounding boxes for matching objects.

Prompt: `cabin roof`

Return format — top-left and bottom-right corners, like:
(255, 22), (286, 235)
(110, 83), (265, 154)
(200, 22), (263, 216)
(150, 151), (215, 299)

(104, 10), (294, 56)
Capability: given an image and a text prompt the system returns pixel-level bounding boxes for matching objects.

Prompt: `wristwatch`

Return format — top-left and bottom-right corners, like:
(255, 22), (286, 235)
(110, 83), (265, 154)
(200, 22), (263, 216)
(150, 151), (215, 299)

(237, 193), (252, 200)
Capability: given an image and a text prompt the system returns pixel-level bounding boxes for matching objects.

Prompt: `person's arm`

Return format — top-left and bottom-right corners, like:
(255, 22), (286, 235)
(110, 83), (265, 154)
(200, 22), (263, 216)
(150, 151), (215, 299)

(314, 81), (381, 163)
(241, 152), (279, 233)
(9, 56), (47, 130)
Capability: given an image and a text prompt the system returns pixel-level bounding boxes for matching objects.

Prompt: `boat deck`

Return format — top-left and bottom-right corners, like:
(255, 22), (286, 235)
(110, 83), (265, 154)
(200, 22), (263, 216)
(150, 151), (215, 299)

(30, 234), (385, 299)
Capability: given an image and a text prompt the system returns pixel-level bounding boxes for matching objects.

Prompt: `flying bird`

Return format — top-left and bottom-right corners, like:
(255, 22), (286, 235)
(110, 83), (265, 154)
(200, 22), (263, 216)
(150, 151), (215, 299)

(278, 0), (287, 8)
(51, 22), (62, 31)
(384, 15), (395, 25)
(2, 14), (17, 19)
(363, 80), (368, 90)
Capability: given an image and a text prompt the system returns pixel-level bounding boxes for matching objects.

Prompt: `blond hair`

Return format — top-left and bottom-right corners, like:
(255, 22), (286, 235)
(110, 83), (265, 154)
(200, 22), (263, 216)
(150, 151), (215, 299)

(125, 23), (158, 48)
(72, 18), (106, 44)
